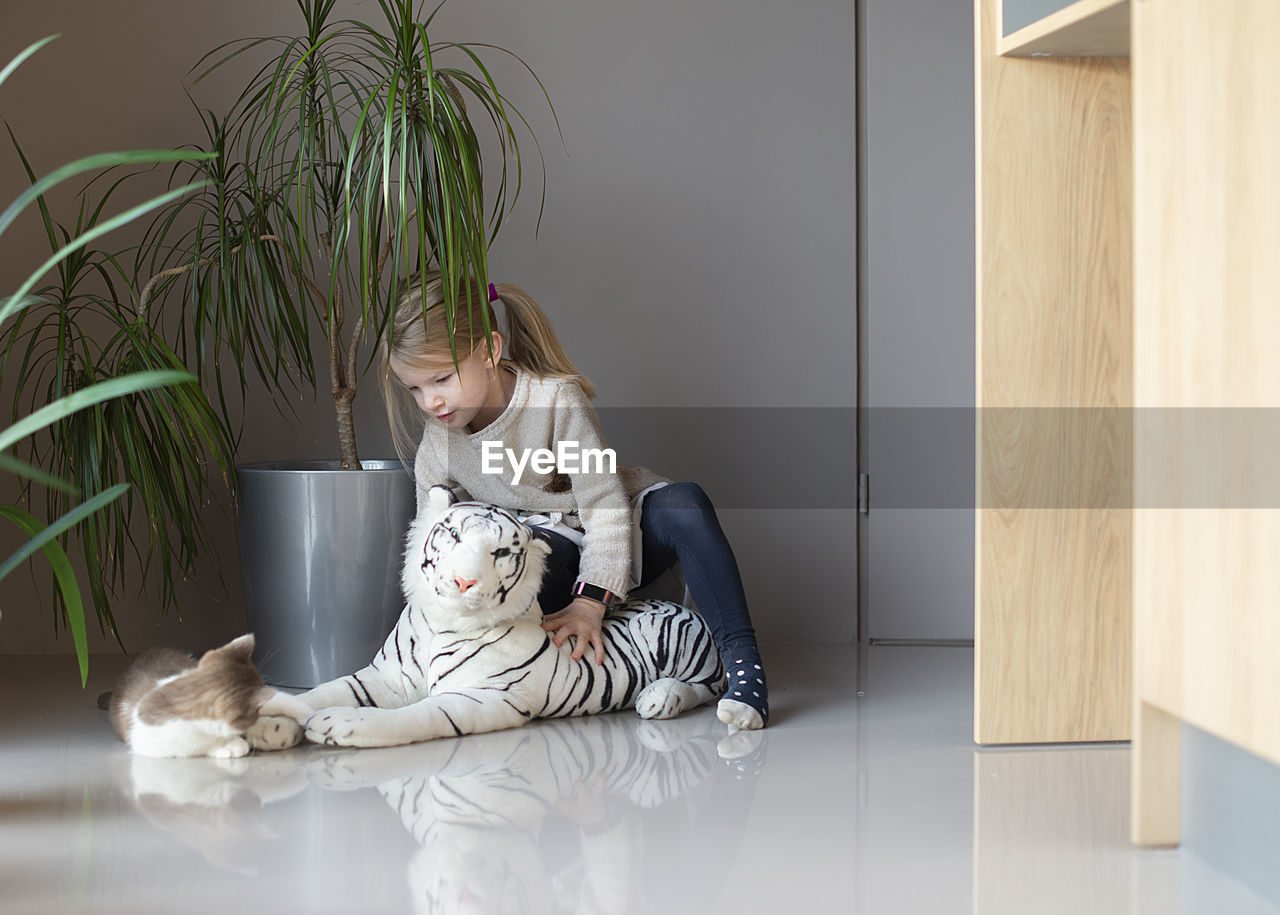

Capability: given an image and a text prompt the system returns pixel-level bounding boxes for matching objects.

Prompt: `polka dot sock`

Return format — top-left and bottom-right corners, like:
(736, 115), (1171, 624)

(718, 648), (769, 728)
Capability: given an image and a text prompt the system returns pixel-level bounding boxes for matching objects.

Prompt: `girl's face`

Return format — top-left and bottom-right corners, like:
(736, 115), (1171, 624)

(391, 336), (505, 432)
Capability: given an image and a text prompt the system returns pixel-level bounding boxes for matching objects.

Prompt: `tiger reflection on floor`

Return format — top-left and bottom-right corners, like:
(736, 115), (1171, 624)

(116, 709), (765, 913)
(315, 711), (766, 915)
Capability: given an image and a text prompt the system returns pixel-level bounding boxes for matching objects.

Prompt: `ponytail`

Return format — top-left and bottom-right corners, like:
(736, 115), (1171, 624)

(492, 283), (595, 399)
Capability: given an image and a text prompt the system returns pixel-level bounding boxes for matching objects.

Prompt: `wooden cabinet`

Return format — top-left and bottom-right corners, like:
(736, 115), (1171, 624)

(975, 0), (1280, 846)
(1130, 0), (1280, 846)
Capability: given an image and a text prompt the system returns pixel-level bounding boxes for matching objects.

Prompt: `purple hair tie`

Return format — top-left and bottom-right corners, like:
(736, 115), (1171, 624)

(488, 282), (499, 302)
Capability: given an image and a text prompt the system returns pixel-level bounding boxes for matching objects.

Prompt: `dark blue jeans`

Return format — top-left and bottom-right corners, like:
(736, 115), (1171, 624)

(531, 481), (758, 653)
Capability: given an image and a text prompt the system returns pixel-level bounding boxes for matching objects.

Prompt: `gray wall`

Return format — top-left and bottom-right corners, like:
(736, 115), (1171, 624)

(0, 0), (856, 655)
(861, 0), (976, 641)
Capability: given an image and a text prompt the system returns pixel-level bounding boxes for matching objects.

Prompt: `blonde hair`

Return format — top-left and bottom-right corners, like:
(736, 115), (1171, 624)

(382, 272), (595, 465)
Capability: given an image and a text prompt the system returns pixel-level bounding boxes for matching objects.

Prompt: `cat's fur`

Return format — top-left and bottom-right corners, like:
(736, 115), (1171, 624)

(107, 634), (306, 758)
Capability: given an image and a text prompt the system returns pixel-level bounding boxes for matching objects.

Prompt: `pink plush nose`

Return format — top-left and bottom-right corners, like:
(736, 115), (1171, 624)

(454, 575), (478, 594)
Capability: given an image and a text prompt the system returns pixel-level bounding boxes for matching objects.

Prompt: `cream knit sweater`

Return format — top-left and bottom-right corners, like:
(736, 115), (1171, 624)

(413, 366), (667, 598)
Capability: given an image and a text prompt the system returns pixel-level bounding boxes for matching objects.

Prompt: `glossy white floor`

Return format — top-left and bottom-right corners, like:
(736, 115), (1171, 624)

(2, 644), (1277, 915)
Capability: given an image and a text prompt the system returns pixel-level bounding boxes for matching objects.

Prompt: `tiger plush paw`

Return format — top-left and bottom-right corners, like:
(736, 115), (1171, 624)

(246, 715), (304, 752)
(305, 707), (420, 748)
(635, 678), (707, 720)
(305, 708), (375, 747)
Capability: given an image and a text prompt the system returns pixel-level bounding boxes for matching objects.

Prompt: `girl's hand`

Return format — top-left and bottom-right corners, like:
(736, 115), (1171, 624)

(542, 597), (607, 664)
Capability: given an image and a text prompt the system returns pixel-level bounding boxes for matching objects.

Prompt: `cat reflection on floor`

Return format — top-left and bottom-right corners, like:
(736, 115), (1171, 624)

(114, 751), (311, 875)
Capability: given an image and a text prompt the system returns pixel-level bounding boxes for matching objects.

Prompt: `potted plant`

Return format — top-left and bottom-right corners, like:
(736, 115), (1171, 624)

(133, 0), (549, 685)
(2, 36), (226, 683)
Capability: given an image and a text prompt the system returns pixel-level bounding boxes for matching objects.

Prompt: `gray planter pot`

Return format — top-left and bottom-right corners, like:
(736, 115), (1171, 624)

(235, 460), (416, 688)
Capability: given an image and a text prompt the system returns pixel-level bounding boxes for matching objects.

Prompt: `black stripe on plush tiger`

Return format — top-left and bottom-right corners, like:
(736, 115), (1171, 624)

(286, 485), (725, 749)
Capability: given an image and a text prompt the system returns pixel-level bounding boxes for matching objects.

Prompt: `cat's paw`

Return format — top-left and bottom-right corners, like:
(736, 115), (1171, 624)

(246, 715), (304, 752)
(210, 736), (250, 759)
(716, 698), (765, 731)
(635, 678), (698, 720)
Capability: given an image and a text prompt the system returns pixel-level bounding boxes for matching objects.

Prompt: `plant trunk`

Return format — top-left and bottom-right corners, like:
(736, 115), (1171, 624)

(334, 388), (361, 470)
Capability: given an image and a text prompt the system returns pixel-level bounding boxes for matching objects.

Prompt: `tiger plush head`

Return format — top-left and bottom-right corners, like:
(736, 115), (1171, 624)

(402, 485), (552, 633)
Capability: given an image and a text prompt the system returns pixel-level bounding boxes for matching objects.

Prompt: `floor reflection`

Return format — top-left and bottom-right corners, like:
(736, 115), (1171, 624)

(972, 746), (1131, 915)
(13, 645), (1272, 915)
(117, 751), (311, 876)
(115, 712), (767, 914)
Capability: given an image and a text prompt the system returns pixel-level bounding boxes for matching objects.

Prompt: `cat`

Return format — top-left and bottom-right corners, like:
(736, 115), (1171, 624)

(106, 634), (309, 758)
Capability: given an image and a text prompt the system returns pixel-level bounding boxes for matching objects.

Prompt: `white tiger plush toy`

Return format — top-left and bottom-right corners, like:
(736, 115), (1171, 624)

(272, 485), (725, 749)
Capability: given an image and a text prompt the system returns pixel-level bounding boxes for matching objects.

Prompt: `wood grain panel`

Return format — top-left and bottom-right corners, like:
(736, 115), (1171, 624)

(1132, 0), (1280, 845)
(975, 0), (1133, 744)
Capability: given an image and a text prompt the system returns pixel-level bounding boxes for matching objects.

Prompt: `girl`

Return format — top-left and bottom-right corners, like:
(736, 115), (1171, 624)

(382, 273), (769, 730)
